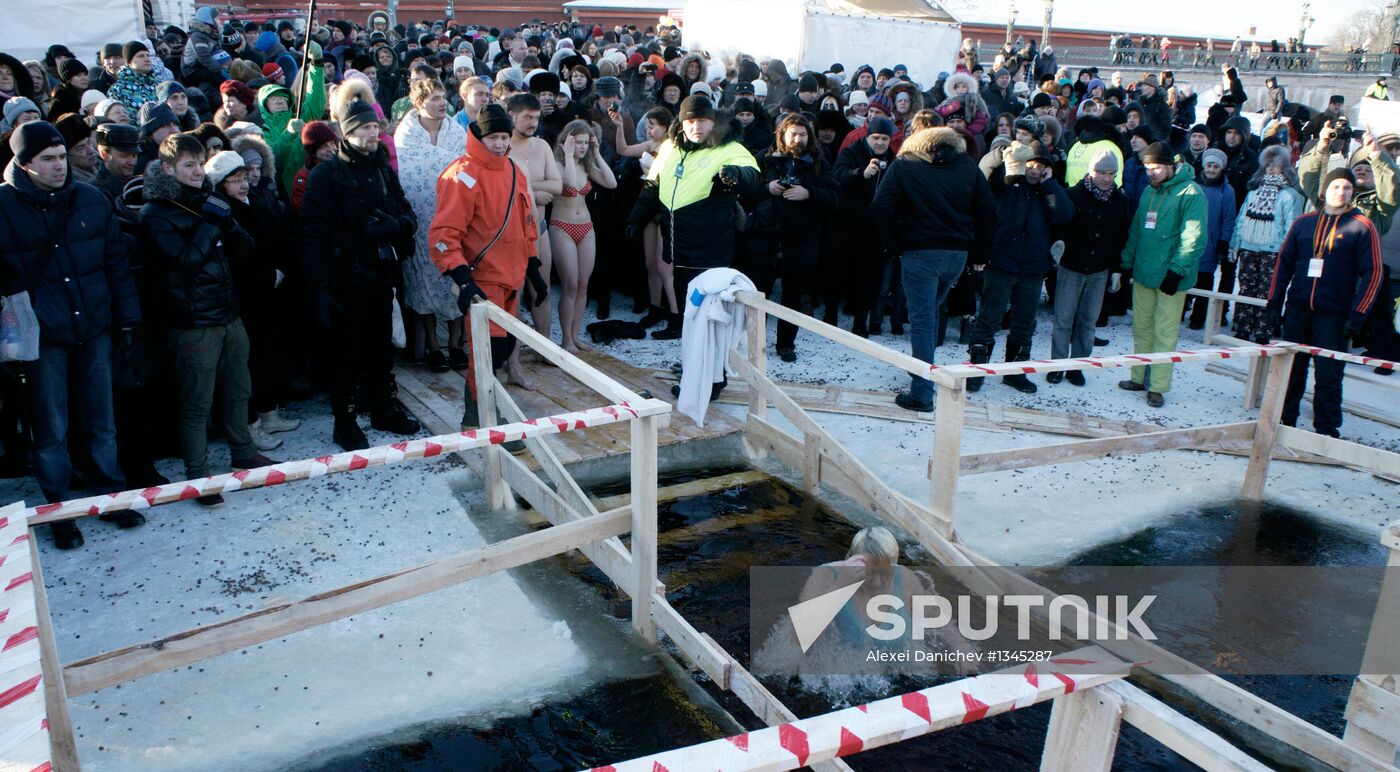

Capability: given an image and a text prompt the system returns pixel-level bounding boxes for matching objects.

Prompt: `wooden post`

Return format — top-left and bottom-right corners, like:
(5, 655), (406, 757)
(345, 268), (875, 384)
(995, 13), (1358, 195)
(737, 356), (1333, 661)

(1203, 297), (1223, 345)
(469, 301), (510, 509)
(29, 537), (79, 771)
(1241, 350), (1295, 500)
(630, 415), (659, 642)
(1343, 524), (1400, 760)
(1041, 686), (1125, 771)
(928, 381), (967, 538)
(1242, 356), (1268, 411)
(746, 294), (768, 422)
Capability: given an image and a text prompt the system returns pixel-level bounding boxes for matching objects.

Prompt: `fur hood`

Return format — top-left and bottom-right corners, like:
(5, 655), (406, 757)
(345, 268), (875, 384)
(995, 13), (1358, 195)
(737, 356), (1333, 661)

(677, 52), (708, 85)
(231, 134), (275, 174)
(888, 80), (926, 116)
(898, 127), (965, 164)
(944, 72), (979, 98)
(1071, 114), (1122, 146)
(765, 59), (792, 87)
(142, 159), (211, 203)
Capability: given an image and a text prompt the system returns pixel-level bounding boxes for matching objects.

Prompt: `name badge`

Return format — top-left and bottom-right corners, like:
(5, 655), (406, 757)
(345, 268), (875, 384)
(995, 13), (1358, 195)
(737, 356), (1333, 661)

(1307, 258), (1325, 278)
(1144, 211), (1158, 230)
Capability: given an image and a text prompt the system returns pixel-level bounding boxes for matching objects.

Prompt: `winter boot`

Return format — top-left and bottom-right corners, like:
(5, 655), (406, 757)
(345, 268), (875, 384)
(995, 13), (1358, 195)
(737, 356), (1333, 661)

(334, 414), (369, 451)
(258, 409), (301, 433)
(638, 305), (668, 328)
(249, 420), (284, 451)
(49, 521), (83, 550)
(651, 312), (682, 340)
(371, 401), (422, 436)
(1002, 343), (1038, 394)
(966, 343), (992, 393)
(851, 315), (869, 338)
(958, 317), (972, 345)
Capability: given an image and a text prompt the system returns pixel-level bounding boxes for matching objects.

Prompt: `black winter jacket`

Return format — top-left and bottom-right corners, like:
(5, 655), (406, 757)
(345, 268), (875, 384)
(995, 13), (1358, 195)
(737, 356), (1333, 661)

(1062, 181), (1132, 274)
(870, 127), (997, 264)
(138, 161), (250, 330)
(0, 160), (140, 347)
(988, 174), (1075, 274)
(982, 83), (1022, 120)
(1138, 89), (1173, 144)
(833, 137), (894, 224)
(747, 151), (840, 236)
(1217, 116), (1259, 210)
(297, 141), (416, 295)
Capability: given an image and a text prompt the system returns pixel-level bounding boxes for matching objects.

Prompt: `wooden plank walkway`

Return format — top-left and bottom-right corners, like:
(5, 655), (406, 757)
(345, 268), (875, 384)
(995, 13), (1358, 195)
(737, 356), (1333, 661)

(394, 350), (742, 466)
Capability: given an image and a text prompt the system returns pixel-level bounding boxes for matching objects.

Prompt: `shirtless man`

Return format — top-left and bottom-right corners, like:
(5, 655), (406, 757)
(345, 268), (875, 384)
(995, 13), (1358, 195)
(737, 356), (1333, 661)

(505, 93), (562, 338)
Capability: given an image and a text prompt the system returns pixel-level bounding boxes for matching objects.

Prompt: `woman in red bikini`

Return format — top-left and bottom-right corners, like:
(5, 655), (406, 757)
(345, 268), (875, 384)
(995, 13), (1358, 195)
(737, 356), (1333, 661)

(550, 119), (617, 352)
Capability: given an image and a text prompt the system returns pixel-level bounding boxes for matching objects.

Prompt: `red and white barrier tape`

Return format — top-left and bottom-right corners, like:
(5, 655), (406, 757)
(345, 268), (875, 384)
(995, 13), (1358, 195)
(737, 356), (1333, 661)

(929, 344), (1290, 380)
(588, 646), (1129, 772)
(26, 400), (667, 526)
(0, 512), (50, 772)
(1284, 344), (1397, 371)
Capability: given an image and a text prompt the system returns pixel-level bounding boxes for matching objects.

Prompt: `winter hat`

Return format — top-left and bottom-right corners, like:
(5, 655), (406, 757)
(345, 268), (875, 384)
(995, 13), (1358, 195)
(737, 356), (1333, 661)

(93, 99), (122, 120)
(100, 43), (123, 61)
(1090, 148), (1119, 174)
(225, 121), (263, 138)
(1129, 125), (1155, 145)
(1029, 91), (1054, 110)
(1012, 114), (1045, 139)
(9, 121), (66, 166)
(678, 93), (715, 122)
(95, 122), (140, 151)
(155, 80), (185, 102)
(627, 51), (645, 69)
(300, 120), (337, 152)
(222, 23), (243, 48)
(453, 55), (473, 72)
(847, 90), (869, 106)
(195, 6), (219, 27)
(866, 116), (896, 137)
(338, 98), (380, 135)
(1141, 141), (1175, 165)
(752, 80), (768, 99)
(80, 90), (106, 113)
(122, 40), (148, 63)
(220, 80), (256, 111)
(137, 102), (178, 138)
(993, 67), (1010, 80)
(592, 25), (604, 37)
(261, 62), (284, 81)
(732, 96), (757, 115)
(1188, 123), (1211, 140)
(867, 92), (894, 116)
(1329, 94), (1345, 105)
(1322, 167), (1357, 199)
(733, 81), (755, 96)
(706, 61), (726, 83)
(595, 76), (622, 97)
(797, 73), (820, 93)
(779, 94), (801, 113)
(58, 58), (87, 83)
(658, 71), (685, 95)
(204, 150), (246, 186)
(1200, 147), (1227, 168)
(1100, 105), (1127, 126)
(815, 108), (847, 132)
(527, 71), (561, 95)
(471, 103), (513, 138)
(689, 81), (713, 100)
(1138, 74), (1159, 90)
(239, 146), (265, 168)
(2, 98), (40, 131)
(53, 113), (94, 148)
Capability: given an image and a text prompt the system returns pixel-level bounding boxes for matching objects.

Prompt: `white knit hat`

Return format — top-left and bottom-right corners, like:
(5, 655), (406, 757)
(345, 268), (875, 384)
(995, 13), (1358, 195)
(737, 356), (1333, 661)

(453, 55), (473, 72)
(80, 90), (106, 113)
(848, 89), (869, 106)
(204, 150), (246, 187)
(753, 80), (768, 98)
(706, 61), (726, 83)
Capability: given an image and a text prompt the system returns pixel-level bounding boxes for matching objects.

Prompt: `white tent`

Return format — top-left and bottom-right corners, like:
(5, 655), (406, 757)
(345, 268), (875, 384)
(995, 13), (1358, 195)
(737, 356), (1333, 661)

(682, 0), (961, 85)
(1, 0), (152, 65)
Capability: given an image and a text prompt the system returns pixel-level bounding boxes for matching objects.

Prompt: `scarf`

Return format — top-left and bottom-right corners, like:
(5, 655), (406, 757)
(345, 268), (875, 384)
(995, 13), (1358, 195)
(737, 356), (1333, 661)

(1082, 175), (1113, 202)
(1237, 173), (1286, 247)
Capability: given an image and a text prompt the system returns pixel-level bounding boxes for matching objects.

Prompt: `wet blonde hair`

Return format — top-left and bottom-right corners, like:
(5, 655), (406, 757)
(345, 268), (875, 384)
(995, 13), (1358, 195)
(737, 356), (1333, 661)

(848, 527), (898, 566)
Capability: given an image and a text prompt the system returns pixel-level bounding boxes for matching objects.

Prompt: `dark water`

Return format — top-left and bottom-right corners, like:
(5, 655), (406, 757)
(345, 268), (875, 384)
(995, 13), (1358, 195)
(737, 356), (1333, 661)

(311, 471), (1385, 771)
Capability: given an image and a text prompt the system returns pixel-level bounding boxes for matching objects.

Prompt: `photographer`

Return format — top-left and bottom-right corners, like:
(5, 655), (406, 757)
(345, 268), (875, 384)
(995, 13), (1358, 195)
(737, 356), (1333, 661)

(832, 117), (897, 338)
(741, 113), (841, 363)
(1300, 122), (1398, 235)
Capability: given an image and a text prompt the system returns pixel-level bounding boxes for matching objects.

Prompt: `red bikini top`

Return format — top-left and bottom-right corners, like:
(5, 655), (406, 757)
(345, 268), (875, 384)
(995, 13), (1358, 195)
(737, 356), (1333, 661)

(561, 180), (593, 198)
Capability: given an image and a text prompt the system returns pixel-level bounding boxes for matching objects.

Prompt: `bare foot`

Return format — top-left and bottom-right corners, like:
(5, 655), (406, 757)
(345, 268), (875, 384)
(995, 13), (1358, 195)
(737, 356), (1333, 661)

(570, 337), (595, 353)
(505, 359), (535, 391)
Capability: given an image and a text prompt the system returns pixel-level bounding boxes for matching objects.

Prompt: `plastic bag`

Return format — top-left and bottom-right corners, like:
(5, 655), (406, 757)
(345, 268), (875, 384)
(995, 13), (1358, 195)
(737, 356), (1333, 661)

(0, 292), (40, 362)
(390, 288), (406, 350)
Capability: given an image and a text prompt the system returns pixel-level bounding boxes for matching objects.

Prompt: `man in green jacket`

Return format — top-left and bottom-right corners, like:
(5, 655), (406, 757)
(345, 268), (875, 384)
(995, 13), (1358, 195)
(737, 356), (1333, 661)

(257, 39), (327, 200)
(1119, 142), (1209, 407)
(1298, 122), (1398, 235)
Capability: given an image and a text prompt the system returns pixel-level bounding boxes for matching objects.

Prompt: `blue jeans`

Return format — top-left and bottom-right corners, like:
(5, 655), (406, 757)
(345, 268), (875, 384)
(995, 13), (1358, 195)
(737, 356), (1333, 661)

(901, 249), (967, 402)
(27, 333), (126, 503)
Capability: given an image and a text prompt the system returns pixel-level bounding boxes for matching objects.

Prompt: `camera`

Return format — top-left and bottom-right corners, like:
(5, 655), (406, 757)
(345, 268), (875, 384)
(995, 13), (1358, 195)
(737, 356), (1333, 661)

(876, 160), (888, 170)
(779, 175), (802, 187)
(1329, 116), (1353, 153)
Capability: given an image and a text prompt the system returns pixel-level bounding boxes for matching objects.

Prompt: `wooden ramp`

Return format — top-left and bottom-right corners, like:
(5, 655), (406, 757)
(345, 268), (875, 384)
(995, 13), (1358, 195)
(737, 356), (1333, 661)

(394, 350), (742, 466)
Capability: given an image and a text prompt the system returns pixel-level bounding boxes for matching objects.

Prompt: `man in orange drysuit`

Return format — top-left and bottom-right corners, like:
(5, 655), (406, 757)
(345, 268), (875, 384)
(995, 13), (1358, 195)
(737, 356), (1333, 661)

(429, 103), (549, 427)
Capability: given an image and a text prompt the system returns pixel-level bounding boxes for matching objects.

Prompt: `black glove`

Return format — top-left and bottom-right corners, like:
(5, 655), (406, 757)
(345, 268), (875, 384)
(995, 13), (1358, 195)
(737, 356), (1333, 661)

(623, 223), (642, 242)
(449, 265), (488, 315)
(364, 211), (399, 242)
(1158, 270), (1183, 296)
(716, 165), (742, 189)
(1266, 305), (1284, 336)
(200, 195), (233, 231)
(525, 256), (548, 304)
(1344, 314), (1364, 342)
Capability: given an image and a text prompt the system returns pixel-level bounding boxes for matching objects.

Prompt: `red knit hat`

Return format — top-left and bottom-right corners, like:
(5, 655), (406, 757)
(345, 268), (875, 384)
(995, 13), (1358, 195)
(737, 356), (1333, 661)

(592, 25), (604, 36)
(261, 62), (284, 81)
(300, 120), (338, 152)
(219, 79), (256, 110)
(627, 52), (644, 69)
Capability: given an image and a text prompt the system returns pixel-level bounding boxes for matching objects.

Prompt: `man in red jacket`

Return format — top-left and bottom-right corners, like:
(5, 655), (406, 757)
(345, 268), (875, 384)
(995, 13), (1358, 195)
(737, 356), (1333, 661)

(429, 103), (548, 428)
